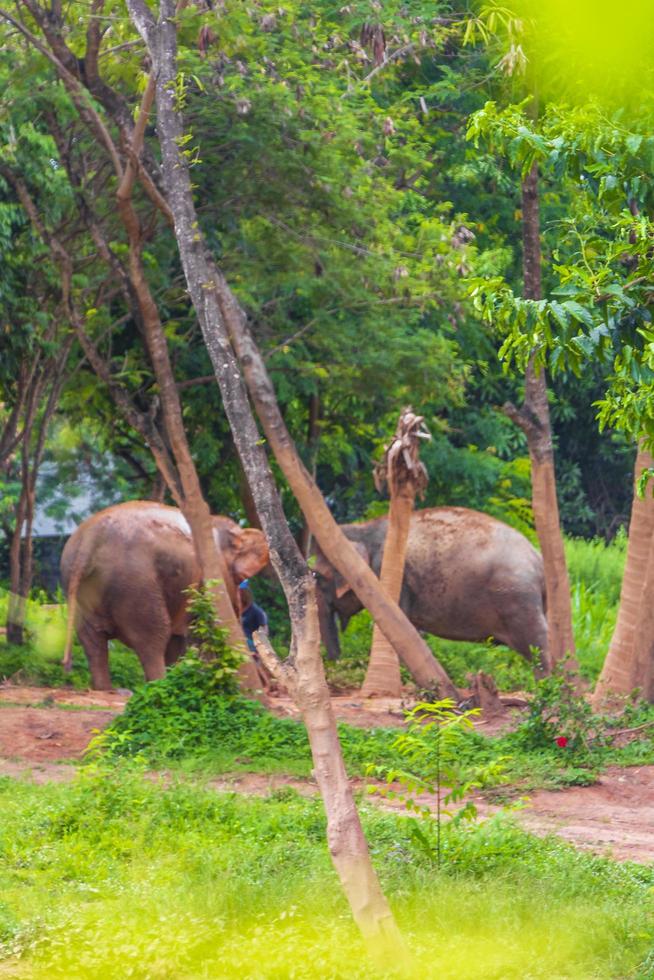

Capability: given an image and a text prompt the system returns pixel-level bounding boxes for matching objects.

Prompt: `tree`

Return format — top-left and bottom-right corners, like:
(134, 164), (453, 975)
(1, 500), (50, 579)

(593, 446), (654, 704)
(465, 7), (576, 668)
(128, 0), (404, 948)
(503, 161), (575, 667)
(362, 408), (430, 698)
(467, 88), (654, 699)
(0, 2), (260, 685)
(0, 173), (75, 641)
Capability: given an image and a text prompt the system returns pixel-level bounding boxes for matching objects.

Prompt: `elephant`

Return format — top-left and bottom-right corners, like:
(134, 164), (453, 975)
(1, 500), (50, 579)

(60, 501), (269, 689)
(313, 506), (550, 676)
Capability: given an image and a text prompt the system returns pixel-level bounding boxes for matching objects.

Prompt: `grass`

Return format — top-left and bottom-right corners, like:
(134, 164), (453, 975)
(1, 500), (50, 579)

(0, 768), (653, 978)
(91, 655), (654, 792)
(0, 591), (145, 692)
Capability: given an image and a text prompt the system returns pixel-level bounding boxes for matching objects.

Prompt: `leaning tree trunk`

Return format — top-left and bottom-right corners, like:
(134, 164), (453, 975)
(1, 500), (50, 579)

(504, 162), (575, 669)
(206, 280), (456, 694)
(298, 392), (321, 558)
(113, 99), (259, 690)
(363, 409), (430, 698)
(130, 0), (404, 948)
(593, 445), (654, 705)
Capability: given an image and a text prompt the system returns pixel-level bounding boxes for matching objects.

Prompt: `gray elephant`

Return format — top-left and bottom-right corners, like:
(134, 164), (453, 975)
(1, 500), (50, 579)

(313, 506), (550, 676)
(61, 501), (269, 689)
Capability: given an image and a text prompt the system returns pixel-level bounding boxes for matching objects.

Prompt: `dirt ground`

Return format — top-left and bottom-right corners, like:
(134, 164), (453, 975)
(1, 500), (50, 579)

(0, 682), (652, 864)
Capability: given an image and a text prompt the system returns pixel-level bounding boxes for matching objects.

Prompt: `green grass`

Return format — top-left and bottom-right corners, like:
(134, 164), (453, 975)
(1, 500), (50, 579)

(0, 591), (145, 691)
(0, 768), (653, 978)
(93, 656), (654, 792)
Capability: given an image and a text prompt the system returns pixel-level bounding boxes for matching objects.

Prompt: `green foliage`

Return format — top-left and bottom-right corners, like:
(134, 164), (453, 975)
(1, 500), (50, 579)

(184, 581), (245, 691)
(92, 656), (413, 777)
(514, 665), (608, 758)
(367, 700), (509, 866)
(0, 770), (653, 977)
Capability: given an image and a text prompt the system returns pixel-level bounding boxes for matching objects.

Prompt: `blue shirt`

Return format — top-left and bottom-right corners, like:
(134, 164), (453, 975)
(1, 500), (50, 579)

(241, 603), (268, 651)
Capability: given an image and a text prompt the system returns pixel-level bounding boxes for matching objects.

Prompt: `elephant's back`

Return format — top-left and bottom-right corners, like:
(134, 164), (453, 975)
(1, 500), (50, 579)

(408, 507), (538, 562)
(345, 505), (542, 606)
(406, 507), (541, 585)
(61, 501), (197, 604)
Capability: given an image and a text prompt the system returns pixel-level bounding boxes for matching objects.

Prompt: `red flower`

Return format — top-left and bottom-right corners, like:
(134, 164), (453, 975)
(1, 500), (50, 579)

(555, 736), (569, 748)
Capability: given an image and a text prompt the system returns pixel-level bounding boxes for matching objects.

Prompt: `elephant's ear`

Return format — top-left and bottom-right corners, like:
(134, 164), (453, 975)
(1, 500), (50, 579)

(334, 540), (369, 598)
(228, 526), (270, 578)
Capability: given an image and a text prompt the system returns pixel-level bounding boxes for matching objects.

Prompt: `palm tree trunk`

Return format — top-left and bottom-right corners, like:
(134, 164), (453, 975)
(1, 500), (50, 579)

(362, 490), (413, 697)
(593, 446), (654, 704)
(505, 162), (575, 669)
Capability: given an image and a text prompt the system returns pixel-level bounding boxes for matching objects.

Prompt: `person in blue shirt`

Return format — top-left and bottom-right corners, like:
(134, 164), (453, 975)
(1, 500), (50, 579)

(238, 580), (268, 652)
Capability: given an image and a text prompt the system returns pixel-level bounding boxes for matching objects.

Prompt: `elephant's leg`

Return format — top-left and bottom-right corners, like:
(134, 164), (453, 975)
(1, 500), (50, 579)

(126, 631), (168, 682)
(113, 595), (171, 682)
(77, 619), (112, 690)
(165, 634), (186, 667)
(499, 603), (550, 676)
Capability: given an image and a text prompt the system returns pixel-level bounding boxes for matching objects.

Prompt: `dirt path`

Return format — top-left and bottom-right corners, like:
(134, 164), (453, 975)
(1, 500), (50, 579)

(0, 683), (652, 863)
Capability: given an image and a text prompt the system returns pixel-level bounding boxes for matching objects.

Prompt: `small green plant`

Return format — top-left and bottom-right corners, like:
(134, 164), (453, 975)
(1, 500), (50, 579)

(514, 663), (608, 759)
(366, 699), (509, 867)
(185, 580), (245, 690)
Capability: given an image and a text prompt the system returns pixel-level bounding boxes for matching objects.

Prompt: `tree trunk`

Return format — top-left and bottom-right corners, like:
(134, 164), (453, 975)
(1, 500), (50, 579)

(232, 326), (456, 695)
(593, 446), (654, 705)
(623, 542), (654, 703)
(130, 0), (404, 947)
(1, 41), (256, 690)
(4, 339), (68, 645)
(6, 483), (28, 645)
(114, 108), (257, 688)
(298, 392), (321, 558)
(505, 162), (575, 669)
(361, 489), (411, 697)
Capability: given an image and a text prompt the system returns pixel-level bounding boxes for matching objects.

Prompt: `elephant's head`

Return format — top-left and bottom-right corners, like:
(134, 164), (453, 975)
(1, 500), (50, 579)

(313, 540), (368, 660)
(213, 520), (270, 583)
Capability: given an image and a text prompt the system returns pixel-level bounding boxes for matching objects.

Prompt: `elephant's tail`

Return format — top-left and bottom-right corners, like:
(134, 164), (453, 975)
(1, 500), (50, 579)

(62, 587), (77, 673)
(62, 547), (86, 673)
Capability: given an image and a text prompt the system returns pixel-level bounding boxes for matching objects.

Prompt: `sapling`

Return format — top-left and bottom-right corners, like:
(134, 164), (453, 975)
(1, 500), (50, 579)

(367, 699), (508, 867)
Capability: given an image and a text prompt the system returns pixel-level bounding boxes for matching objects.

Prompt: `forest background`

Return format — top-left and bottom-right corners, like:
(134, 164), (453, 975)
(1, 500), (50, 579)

(0, 0), (639, 594)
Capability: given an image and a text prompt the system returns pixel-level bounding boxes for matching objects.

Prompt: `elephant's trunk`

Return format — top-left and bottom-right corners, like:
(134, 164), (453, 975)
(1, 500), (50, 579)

(317, 591), (341, 660)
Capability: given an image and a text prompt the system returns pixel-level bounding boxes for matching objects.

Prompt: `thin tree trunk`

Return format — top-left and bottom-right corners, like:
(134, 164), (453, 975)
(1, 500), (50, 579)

(6, 330), (73, 643)
(130, 0), (404, 947)
(113, 89), (257, 687)
(228, 317), (456, 695)
(593, 446), (654, 704)
(363, 409), (429, 697)
(362, 490), (412, 697)
(6, 482), (28, 645)
(0, 34), (255, 690)
(298, 392), (321, 558)
(504, 162), (575, 669)
(6, 115), (258, 690)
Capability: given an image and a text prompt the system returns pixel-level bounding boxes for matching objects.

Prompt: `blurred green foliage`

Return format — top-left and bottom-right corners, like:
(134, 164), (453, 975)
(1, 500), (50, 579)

(1, 770), (653, 977)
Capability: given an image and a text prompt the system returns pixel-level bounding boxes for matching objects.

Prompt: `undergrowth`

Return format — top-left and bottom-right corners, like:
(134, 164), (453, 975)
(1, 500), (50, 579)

(93, 655), (654, 790)
(0, 769), (652, 978)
